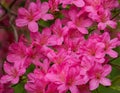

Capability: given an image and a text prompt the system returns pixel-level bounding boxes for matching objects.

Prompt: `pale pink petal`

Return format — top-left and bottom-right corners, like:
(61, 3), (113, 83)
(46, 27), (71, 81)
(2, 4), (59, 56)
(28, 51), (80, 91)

(107, 49), (118, 58)
(77, 27), (88, 34)
(7, 54), (21, 63)
(89, 79), (99, 90)
(42, 28), (51, 36)
(28, 2), (37, 13)
(70, 86), (79, 93)
(98, 22), (106, 30)
(68, 8), (78, 21)
(100, 78), (111, 86)
(57, 37), (64, 45)
(25, 83), (36, 91)
(11, 77), (19, 84)
(73, 0), (85, 7)
(18, 69), (26, 76)
(57, 84), (67, 93)
(85, 6), (95, 12)
(81, 19), (93, 27)
(95, 52), (105, 59)
(96, 58), (105, 63)
(107, 21), (117, 29)
(41, 2), (49, 14)
(18, 8), (29, 16)
(4, 62), (12, 74)
(110, 38), (118, 48)
(16, 19), (28, 27)
(28, 21), (38, 32)
(47, 36), (58, 46)
(45, 73), (61, 84)
(102, 65), (112, 77)
(67, 21), (76, 28)
(0, 75), (13, 84)
(41, 14), (54, 21)
(34, 14), (41, 21)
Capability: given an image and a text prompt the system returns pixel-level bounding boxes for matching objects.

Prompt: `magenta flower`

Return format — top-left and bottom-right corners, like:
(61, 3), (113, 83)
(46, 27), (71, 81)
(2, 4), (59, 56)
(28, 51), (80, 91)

(46, 65), (88, 93)
(83, 40), (105, 63)
(31, 28), (52, 46)
(16, 1), (53, 32)
(7, 42), (28, 68)
(47, 49), (70, 65)
(0, 62), (26, 84)
(101, 32), (119, 58)
(97, 9), (117, 30)
(67, 7), (92, 34)
(48, 0), (59, 12)
(49, 19), (67, 45)
(88, 63), (112, 90)
(25, 69), (48, 93)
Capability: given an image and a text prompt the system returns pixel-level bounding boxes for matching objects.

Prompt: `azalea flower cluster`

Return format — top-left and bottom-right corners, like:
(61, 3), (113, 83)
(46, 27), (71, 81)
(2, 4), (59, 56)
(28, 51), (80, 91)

(0, 0), (120, 93)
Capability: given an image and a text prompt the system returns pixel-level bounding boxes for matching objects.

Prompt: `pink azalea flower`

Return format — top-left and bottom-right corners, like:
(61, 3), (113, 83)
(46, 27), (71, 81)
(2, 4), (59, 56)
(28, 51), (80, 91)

(81, 40), (105, 63)
(88, 63), (112, 90)
(31, 28), (52, 46)
(0, 62), (26, 84)
(46, 65), (88, 93)
(49, 19), (67, 45)
(26, 45), (41, 67)
(64, 28), (85, 52)
(97, 9), (117, 30)
(47, 49), (71, 65)
(25, 69), (48, 93)
(7, 42), (28, 68)
(101, 0), (119, 10)
(25, 79), (47, 93)
(85, 1), (117, 30)
(16, 1), (53, 32)
(101, 32), (119, 58)
(48, 0), (59, 12)
(67, 7), (92, 34)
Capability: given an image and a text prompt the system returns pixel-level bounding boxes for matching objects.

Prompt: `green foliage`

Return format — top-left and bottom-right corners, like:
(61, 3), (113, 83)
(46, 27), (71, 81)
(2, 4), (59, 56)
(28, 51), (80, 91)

(13, 83), (26, 93)
(110, 76), (120, 91)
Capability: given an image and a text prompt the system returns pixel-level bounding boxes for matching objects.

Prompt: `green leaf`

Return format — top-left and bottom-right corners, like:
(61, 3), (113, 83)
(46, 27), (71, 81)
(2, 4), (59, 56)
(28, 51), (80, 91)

(13, 83), (26, 93)
(26, 64), (35, 74)
(38, 20), (54, 28)
(110, 76), (120, 91)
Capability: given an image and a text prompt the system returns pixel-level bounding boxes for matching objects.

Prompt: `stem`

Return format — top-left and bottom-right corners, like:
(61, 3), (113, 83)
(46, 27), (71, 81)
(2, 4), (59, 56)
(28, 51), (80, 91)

(111, 9), (120, 20)
(11, 24), (18, 42)
(0, 2), (17, 21)
(9, 0), (17, 9)
(9, 16), (18, 42)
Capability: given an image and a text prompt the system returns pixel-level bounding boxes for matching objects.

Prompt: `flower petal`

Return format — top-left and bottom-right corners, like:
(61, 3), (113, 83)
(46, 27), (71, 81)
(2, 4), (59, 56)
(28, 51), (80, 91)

(98, 22), (106, 30)
(73, 0), (85, 7)
(100, 78), (111, 86)
(28, 21), (38, 32)
(70, 86), (79, 93)
(107, 49), (118, 58)
(16, 19), (28, 27)
(89, 79), (99, 90)
(102, 64), (112, 76)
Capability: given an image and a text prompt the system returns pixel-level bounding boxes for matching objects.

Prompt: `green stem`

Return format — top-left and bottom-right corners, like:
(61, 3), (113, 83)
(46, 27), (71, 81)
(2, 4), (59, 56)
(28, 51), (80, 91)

(109, 63), (120, 70)
(111, 9), (120, 20)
